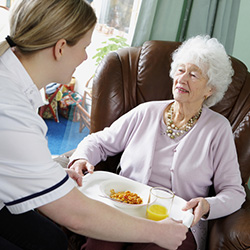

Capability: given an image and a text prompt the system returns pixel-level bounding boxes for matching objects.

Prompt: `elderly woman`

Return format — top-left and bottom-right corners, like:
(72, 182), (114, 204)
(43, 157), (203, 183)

(69, 35), (246, 250)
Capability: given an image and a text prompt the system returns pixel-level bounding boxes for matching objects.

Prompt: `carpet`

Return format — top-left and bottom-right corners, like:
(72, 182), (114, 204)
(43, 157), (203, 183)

(44, 115), (89, 155)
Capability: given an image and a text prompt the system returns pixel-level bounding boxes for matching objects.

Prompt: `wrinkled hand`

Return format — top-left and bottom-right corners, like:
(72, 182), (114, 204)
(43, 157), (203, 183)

(182, 197), (210, 226)
(65, 169), (83, 186)
(157, 218), (188, 250)
(69, 159), (94, 176)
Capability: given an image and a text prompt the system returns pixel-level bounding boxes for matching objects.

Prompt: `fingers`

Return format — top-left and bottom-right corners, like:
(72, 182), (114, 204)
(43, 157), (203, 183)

(66, 159), (95, 187)
(158, 218), (188, 249)
(75, 174), (83, 186)
(170, 219), (188, 248)
(182, 198), (210, 226)
(182, 199), (200, 226)
(182, 199), (198, 211)
(72, 160), (86, 176)
(65, 169), (83, 186)
(170, 218), (183, 224)
(85, 161), (94, 174)
(70, 159), (94, 175)
(163, 218), (188, 232)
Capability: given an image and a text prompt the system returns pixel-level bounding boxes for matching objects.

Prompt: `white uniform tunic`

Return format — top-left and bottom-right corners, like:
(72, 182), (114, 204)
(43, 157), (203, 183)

(0, 48), (75, 214)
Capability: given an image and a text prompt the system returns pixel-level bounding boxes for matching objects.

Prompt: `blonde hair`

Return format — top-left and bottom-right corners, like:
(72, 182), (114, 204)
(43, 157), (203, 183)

(0, 0), (96, 56)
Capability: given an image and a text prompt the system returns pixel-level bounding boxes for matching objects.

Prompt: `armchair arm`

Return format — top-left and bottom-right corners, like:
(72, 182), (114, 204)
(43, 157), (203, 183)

(208, 184), (250, 250)
(55, 149), (121, 173)
(61, 149), (75, 158)
(53, 149), (75, 168)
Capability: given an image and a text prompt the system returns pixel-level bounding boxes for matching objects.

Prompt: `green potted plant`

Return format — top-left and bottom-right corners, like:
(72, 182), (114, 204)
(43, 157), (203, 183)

(92, 35), (129, 65)
(79, 36), (129, 124)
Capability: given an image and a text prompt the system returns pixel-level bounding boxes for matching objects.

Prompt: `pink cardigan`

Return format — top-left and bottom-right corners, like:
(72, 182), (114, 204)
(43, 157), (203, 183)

(70, 100), (245, 250)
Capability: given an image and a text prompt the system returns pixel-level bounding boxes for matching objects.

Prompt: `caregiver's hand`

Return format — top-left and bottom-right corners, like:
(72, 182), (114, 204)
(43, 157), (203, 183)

(69, 159), (94, 176)
(157, 218), (188, 250)
(182, 197), (210, 226)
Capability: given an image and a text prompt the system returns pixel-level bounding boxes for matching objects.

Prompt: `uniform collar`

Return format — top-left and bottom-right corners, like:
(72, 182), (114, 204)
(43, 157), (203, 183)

(1, 49), (44, 110)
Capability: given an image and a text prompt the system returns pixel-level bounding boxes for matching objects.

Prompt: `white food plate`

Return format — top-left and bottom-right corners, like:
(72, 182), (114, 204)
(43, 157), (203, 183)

(78, 171), (194, 228)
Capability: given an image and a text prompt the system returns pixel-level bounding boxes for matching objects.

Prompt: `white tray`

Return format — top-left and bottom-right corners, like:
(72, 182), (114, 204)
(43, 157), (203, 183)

(78, 171), (194, 227)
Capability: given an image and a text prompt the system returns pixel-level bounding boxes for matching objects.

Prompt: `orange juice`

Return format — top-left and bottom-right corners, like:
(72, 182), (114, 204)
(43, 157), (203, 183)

(146, 204), (168, 221)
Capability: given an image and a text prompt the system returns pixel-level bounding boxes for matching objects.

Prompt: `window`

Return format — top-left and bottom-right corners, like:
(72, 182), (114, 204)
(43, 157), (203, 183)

(75, 0), (142, 94)
(93, 0), (141, 44)
(0, 0), (14, 8)
(0, 2), (9, 41)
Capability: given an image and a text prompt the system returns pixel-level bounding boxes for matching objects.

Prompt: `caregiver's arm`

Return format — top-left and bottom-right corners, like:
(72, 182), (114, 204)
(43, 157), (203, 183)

(39, 187), (188, 250)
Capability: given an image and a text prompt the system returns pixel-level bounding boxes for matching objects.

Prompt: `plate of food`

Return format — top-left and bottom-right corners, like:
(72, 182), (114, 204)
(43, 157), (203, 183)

(99, 179), (154, 209)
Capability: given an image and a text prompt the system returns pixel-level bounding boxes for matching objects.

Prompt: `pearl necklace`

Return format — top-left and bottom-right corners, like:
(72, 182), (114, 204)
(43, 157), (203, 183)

(166, 103), (202, 139)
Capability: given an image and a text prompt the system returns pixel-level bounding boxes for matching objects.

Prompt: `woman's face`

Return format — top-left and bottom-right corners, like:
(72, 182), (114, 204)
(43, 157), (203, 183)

(56, 26), (94, 84)
(172, 63), (212, 106)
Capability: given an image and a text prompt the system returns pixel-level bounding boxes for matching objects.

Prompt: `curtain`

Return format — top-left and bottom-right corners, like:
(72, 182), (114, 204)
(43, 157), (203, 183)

(6, 0), (11, 8)
(131, 0), (184, 47)
(131, 0), (240, 54)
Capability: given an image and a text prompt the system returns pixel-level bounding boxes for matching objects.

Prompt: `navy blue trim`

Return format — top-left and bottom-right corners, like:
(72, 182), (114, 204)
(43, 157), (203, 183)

(5, 175), (69, 206)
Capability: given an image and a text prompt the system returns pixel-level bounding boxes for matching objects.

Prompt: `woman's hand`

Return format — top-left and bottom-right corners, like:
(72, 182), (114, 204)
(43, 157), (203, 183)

(157, 218), (188, 250)
(65, 169), (83, 186)
(182, 197), (210, 226)
(69, 159), (94, 176)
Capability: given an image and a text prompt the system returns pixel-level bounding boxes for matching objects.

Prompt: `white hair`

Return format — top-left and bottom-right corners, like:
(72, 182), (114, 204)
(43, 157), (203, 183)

(169, 35), (234, 107)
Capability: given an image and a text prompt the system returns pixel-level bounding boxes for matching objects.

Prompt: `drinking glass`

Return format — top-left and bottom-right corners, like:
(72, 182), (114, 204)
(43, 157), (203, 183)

(146, 187), (175, 221)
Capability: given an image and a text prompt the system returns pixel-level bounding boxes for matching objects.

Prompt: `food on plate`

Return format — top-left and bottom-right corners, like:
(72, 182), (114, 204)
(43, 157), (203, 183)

(110, 189), (143, 204)
(146, 204), (169, 221)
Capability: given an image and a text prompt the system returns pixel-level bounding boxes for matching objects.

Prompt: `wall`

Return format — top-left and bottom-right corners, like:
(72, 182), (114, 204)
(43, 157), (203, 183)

(232, 0), (250, 71)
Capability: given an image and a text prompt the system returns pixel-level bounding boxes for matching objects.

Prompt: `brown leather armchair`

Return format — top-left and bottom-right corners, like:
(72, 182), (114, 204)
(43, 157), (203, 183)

(63, 40), (250, 249)
(90, 40), (250, 249)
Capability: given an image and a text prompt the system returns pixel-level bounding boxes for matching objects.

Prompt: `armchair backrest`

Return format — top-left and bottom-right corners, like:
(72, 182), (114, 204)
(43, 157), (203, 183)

(91, 40), (250, 185)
